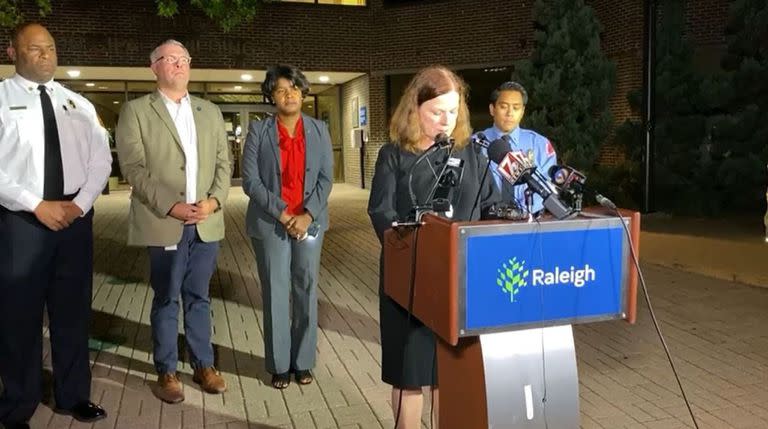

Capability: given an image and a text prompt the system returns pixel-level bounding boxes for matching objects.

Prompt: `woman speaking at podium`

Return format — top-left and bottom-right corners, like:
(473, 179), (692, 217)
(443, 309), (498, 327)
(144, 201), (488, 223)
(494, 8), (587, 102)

(367, 66), (498, 428)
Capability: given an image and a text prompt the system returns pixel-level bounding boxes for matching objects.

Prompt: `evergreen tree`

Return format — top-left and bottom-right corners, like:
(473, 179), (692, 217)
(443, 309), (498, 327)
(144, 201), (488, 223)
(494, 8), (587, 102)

(513, 0), (616, 172)
(594, 89), (644, 210)
(1, 0), (265, 31)
(707, 0), (768, 213)
(650, 0), (718, 214)
(611, 0), (722, 214)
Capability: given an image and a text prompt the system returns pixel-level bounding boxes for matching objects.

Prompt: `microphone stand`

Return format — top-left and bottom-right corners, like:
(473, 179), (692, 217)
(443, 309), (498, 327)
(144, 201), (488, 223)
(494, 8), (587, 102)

(524, 188), (534, 223)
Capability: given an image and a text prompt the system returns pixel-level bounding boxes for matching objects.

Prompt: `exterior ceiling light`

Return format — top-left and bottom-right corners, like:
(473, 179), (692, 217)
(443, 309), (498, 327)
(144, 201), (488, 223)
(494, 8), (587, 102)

(85, 83), (95, 87)
(318, 75), (330, 83)
(234, 85), (243, 90)
(66, 70), (81, 78)
(240, 74), (253, 81)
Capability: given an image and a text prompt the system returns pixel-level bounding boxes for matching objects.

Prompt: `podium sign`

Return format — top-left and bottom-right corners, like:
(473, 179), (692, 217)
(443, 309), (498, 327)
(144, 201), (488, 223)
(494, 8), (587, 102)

(459, 218), (628, 335)
(382, 212), (640, 428)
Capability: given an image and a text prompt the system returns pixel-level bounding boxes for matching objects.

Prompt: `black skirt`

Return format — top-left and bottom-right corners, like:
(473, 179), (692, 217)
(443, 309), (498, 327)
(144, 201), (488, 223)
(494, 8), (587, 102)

(379, 279), (438, 388)
(369, 143), (499, 388)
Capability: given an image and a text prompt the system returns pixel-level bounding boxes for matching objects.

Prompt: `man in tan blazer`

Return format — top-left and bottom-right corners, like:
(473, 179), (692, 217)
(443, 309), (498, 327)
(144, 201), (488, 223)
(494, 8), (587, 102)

(115, 39), (230, 404)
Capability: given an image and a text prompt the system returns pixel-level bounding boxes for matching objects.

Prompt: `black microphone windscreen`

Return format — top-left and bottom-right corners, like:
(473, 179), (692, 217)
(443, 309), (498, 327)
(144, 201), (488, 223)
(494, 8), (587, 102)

(548, 165), (561, 179)
(549, 165), (569, 185)
(487, 138), (510, 164)
(434, 133), (451, 147)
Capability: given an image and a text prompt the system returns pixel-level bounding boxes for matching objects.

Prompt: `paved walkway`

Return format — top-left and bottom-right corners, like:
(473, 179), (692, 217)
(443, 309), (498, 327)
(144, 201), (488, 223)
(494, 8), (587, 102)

(26, 185), (768, 429)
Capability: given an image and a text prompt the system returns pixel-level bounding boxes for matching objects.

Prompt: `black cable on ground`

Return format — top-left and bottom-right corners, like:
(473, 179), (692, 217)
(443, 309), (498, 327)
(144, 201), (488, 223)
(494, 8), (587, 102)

(611, 207), (700, 429)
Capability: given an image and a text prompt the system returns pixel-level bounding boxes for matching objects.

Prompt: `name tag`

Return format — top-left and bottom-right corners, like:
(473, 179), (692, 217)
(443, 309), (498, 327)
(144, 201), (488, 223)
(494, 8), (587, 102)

(9, 106), (26, 110)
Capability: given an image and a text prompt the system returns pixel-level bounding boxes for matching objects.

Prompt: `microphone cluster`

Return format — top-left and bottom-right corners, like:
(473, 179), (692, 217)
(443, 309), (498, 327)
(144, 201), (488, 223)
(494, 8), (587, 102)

(398, 131), (620, 226)
(472, 132), (618, 218)
(486, 136), (574, 220)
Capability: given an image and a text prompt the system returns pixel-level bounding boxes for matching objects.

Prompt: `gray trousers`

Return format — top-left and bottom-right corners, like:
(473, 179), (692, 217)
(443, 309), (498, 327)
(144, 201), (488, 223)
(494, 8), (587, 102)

(251, 231), (324, 374)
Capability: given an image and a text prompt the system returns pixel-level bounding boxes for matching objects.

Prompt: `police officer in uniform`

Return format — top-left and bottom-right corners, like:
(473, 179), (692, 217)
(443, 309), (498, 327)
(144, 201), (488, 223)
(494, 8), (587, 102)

(0, 22), (111, 428)
(479, 81), (557, 214)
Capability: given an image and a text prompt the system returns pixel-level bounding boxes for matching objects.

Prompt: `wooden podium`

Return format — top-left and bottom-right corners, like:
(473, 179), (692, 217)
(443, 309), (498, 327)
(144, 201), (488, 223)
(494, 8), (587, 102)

(383, 210), (639, 428)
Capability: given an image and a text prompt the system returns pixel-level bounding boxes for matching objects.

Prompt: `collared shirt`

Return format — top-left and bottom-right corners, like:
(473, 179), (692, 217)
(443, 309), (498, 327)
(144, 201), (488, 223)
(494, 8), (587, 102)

(479, 125), (557, 213)
(159, 90), (197, 204)
(0, 74), (112, 213)
(277, 116), (306, 216)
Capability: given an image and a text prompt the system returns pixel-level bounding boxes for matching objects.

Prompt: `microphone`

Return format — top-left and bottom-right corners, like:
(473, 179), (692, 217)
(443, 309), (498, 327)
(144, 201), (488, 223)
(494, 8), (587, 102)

(487, 137), (574, 220)
(498, 149), (535, 185)
(433, 132), (453, 148)
(548, 165), (586, 192)
(547, 164), (617, 210)
(470, 132), (490, 148)
(595, 193), (617, 210)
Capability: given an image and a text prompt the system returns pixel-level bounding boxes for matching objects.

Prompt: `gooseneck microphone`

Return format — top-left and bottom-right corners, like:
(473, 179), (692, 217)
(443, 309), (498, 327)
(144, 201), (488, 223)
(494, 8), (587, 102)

(487, 136), (574, 220)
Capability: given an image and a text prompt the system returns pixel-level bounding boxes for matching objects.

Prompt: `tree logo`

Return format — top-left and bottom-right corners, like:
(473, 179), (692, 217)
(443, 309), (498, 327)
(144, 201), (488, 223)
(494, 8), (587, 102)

(496, 257), (529, 303)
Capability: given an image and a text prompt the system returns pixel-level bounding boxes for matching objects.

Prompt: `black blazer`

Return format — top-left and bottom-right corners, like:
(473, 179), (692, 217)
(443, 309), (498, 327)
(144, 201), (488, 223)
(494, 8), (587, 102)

(368, 142), (499, 244)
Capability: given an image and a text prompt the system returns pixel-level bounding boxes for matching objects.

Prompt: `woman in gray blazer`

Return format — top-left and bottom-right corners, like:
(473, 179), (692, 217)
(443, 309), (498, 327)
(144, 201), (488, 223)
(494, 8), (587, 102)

(241, 65), (333, 389)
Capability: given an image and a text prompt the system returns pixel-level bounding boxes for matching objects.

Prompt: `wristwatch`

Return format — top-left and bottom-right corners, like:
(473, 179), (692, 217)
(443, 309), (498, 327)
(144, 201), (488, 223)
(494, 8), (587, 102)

(211, 196), (222, 213)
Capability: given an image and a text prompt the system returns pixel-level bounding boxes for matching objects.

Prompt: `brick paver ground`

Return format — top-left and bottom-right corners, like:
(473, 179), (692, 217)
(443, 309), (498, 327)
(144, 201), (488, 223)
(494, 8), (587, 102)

(25, 185), (768, 429)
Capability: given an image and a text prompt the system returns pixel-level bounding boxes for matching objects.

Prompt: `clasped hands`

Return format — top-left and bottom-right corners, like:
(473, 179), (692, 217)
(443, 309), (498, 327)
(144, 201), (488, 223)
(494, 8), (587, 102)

(34, 200), (84, 231)
(280, 210), (312, 240)
(169, 198), (219, 225)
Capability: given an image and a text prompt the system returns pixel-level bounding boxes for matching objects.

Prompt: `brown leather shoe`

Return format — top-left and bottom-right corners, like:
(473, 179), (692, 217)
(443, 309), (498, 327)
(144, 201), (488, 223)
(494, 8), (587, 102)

(193, 367), (227, 394)
(153, 373), (184, 404)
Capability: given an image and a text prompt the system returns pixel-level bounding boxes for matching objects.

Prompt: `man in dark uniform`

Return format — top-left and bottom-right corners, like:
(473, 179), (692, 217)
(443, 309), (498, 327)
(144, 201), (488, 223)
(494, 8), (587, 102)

(0, 23), (111, 428)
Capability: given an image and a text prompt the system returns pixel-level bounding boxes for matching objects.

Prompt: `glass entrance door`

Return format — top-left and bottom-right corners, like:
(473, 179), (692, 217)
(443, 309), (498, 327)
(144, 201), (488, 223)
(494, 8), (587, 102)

(219, 104), (276, 180)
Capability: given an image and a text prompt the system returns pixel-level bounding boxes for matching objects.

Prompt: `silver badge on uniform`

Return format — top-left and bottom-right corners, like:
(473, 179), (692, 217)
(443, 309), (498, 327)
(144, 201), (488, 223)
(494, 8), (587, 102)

(527, 149), (535, 163)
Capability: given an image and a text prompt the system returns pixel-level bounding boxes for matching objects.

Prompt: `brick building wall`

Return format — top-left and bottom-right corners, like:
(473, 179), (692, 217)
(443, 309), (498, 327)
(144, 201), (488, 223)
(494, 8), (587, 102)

(590, 0), (645, 165)
(1, 0), (730, 183)
(2, 0), (374, 70)
(685, 0), (731, 46)
(369, 0), (532, 71)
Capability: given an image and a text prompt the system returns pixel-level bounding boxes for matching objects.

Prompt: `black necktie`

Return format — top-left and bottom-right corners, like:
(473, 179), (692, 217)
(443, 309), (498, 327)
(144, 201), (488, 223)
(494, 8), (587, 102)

(501, 174), (515, 203)
(39, 84), (64, 200)
(500, 138), (516, 205)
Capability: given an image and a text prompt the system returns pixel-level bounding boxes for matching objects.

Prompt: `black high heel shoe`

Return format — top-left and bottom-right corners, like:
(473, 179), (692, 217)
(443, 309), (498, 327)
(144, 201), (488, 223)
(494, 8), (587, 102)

(294, 369), (314, 385)
(271, 372), (291, 389)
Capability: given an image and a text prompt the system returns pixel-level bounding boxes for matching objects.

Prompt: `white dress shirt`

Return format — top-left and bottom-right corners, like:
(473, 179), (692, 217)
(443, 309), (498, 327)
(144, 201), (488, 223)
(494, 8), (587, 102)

(0, 74), (112, 214)
(159, 90), (197, 204)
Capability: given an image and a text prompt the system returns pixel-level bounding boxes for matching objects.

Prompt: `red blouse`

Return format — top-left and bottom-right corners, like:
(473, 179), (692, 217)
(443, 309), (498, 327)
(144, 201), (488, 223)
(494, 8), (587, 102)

(277, 116), (306, 216)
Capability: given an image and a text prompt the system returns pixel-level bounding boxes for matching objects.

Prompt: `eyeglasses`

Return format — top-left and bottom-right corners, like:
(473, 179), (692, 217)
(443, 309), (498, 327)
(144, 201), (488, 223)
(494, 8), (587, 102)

(273, 86), (301, 98)
(154, 55), (192, 66)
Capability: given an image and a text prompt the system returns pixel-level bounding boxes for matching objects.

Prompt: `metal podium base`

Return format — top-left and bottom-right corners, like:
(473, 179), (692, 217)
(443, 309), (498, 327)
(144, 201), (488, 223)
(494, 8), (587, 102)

(479, 325), (579, 428)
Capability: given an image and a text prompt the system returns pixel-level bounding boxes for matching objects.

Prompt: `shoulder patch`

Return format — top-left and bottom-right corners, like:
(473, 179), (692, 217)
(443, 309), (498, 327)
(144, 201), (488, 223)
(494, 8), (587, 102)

(545, 140), (556, 157)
